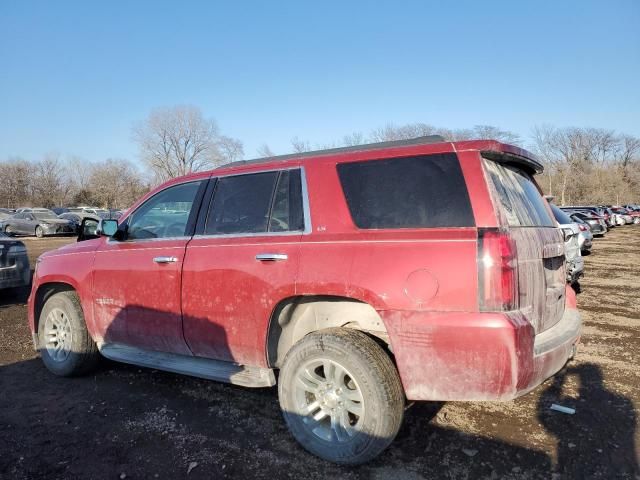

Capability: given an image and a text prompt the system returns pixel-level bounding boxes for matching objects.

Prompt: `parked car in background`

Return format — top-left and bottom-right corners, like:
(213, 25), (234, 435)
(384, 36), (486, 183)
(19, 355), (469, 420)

(0, 232), (30, 290)
(569, 216), (594, 253)
(28, 137), (581, 465)
(1, 209), (75, 237)
(567, 211), (607, 236)
(611, 207), (634, 224)
(0, 208), (16, 220)
(58, 212), (101, 234)
(613, 206), (640, 224)
(549, 203), (584, 282)
(51, 207), (70, 216)
(561, 207), (608, 232)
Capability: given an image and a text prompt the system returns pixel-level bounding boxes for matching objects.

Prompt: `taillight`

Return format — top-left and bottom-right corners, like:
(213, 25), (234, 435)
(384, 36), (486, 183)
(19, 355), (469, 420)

(578, 224), (588, 231)
(478, 229), (518, 311)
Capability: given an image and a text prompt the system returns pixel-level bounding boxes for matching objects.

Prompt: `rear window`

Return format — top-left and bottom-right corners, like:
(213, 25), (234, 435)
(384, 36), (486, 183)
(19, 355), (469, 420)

(483, 158), (555, 227)
(337, 153), (475, 229)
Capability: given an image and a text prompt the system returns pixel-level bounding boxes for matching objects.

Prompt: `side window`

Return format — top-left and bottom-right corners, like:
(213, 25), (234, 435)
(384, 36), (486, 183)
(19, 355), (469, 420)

(337, 153), (475, 229)
(127, 181), (204, 240)
(269, 170), (304, 232)
(205, 172), (277, 235)
(205, 169), (305, 235)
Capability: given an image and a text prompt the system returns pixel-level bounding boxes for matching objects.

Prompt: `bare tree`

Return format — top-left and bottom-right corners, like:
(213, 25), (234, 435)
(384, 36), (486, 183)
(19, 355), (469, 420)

(218, 135), (244, 163)
(0, 157), (34, 208)
(256, 144), (275, 157)
(532, 126), (640, 204)
(32, 154), (67, 208)
(342, 132), (365, 146)
(291, 136), (312, 153)
(66, 156), (95, 192)
(133, 105), (243, 182)
(615, 134), (640, 170)
(471, 125), (521, 145)
(89, 158), (148, 209)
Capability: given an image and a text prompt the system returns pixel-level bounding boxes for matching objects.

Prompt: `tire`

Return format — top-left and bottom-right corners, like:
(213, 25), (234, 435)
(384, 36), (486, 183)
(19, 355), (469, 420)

(278, 328), (404, 465)
(35, 226), (44, 238)
(4, 225), (13, 236)
(38, 291), (100, 376)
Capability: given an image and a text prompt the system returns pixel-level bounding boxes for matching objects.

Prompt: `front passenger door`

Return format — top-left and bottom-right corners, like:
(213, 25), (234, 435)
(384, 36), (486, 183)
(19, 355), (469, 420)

(91, 179), (208, 355)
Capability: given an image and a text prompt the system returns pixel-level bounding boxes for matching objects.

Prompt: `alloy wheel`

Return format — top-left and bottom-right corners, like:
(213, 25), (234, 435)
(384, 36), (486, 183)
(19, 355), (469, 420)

(293, 358), (365, 443)
(44, 308), (73, 362)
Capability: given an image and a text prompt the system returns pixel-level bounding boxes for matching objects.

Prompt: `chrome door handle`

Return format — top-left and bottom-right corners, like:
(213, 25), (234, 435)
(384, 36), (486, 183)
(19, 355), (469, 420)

(153, 256), (178, 264)
(255, 253), (288, 261)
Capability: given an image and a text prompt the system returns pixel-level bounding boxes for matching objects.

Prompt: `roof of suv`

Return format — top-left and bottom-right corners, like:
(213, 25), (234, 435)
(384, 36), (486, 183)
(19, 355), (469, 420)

(211, 136), (543, 177)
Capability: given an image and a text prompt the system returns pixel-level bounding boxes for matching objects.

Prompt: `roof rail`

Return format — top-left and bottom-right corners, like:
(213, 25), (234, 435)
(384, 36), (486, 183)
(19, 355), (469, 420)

(218, 135), (447, 169)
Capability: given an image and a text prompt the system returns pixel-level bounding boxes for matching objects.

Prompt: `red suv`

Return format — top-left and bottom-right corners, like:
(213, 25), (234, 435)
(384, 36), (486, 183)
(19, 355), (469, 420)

(28, 136), (581, 464)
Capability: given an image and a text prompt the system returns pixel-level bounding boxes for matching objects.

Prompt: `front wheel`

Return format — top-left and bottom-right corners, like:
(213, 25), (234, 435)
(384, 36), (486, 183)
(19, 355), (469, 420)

(35, 226), (44, 238)
(278, 328), (404, 465)
(38, 291), (100, 376)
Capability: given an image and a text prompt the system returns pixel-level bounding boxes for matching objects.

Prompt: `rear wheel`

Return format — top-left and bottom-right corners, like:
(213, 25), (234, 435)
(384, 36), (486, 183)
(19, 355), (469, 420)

(278, 328), (404, 465)
(38, 291), (100, 376)
(35, 226), (44, 238)
(4, 225), (14, 236)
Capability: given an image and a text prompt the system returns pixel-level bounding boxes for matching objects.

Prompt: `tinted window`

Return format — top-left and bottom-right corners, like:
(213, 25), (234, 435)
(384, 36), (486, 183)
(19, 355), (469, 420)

(128, 181), (203, 240)
(337, 153), (474, 229)
(483, 158), (555, 227)
(269, 170), (304, 232)
(205, 170), (305, 235)
(206, 172), (278, 234)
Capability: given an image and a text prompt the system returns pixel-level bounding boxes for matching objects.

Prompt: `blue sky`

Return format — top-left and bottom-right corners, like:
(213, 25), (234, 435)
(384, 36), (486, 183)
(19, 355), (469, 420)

(1, 0), (639, 165)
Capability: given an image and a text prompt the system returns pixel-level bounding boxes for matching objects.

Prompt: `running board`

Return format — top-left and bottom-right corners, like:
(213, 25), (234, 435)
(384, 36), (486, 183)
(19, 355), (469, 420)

(99, 343), (276, 388)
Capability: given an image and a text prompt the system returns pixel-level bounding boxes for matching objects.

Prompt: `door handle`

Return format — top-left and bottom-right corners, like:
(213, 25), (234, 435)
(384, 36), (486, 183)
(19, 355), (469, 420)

(153, 256), (178, 264)
(255, 253), (288, 261)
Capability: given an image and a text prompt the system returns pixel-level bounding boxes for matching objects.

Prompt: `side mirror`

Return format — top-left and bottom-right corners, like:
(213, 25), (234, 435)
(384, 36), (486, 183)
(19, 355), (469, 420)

(99, 219), (119, 237)
(77, 218), (121, 242)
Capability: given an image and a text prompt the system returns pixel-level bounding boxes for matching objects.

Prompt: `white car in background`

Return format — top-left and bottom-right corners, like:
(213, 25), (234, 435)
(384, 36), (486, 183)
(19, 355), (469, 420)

(549, 203), (584, 285)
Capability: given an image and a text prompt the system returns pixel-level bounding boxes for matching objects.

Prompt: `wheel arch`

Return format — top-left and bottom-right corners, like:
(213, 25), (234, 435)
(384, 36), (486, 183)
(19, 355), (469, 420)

(266, 295), (390, 368)
(33, 282), (77, 343)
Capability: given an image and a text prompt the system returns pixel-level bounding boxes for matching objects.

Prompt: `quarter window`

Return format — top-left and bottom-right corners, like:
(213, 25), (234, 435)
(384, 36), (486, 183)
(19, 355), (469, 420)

(127, 181), (204, 240)
(337, 153), (475, 229)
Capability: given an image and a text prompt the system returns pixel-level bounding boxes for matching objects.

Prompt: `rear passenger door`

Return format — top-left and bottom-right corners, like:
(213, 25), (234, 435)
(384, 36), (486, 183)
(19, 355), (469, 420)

(182, 168), (307, 366)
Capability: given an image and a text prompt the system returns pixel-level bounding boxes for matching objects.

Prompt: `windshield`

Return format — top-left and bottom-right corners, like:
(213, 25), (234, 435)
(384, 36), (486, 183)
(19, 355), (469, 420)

(33, 212), (58, 220)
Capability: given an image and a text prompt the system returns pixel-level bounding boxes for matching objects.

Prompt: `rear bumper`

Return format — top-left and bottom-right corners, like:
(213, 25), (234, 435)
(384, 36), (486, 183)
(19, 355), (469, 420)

(382, 305), (582, 402)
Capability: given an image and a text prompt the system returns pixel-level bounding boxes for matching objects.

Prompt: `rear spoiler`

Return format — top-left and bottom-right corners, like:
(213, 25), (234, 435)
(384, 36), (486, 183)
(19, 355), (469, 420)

(481, 150), (544, 175)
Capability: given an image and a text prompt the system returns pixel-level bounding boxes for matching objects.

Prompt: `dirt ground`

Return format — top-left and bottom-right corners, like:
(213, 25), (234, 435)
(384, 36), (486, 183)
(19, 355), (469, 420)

(0, 230), (638, 479)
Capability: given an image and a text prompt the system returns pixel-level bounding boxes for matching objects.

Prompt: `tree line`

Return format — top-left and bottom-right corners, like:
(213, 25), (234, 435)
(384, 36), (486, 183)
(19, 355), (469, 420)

(0, 155), (149, 210)
(1, 105), (638, 209)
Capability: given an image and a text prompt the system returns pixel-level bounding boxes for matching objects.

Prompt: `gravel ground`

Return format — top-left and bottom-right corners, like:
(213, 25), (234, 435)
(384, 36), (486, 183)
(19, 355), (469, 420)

(0, 230), (638, 479)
